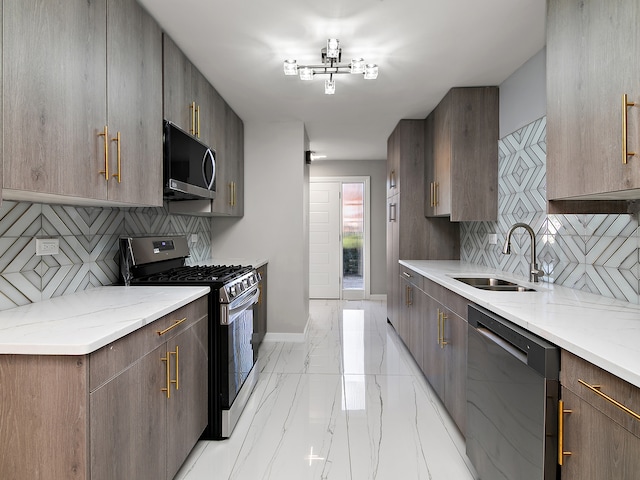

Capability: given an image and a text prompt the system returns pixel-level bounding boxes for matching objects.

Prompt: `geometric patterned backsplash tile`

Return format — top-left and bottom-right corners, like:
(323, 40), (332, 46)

(461, 116), (640, 305)
(0, 201), (212, 311)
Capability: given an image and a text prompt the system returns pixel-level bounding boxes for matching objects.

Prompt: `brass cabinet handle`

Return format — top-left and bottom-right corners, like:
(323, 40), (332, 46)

(111, 131), (121, 183)
(430, 182), (435, 208)
(558, 400), (573, 465)
(389, 203), (397, 222)
(196, 104), (201, 138)
(579, 379), (640, 421)
(190, 101), (196, 135)
(437, 309), (448, 348)
(229, 181), (236, 207)
(98, 125), (109, 181)
(623, 94), (636, 164)
(157, 317), (186, 336)
(434, 182), (439, 207)
(170, 345), (179, 391)
(161, 351), (171, 398)
(405, 285), (413, 306)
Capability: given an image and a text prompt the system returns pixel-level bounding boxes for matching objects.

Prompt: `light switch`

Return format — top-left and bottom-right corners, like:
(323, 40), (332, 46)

(488, 233), (498, 245)
(36, 238), (60, 256)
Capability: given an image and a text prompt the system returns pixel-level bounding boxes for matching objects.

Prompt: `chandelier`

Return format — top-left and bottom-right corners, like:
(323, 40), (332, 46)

(283, 39), (378, 95)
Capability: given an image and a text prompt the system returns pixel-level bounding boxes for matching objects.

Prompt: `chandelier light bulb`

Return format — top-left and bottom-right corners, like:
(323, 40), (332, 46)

(364, 64), (379, 80)
(326, 38), (340, 59)
(350, 58), (365, 74)
(283, 59), (298, 75)
(299, 67), (314, 81)
(325, 78), (336, 95)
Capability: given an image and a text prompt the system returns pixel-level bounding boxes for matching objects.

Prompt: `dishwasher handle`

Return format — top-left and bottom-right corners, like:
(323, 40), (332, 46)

(476, 326), (528, 364)
(468, 304), (559, 379)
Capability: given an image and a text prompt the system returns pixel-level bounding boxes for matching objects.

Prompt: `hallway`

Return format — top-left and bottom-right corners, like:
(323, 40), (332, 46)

(175, 299), (477, 479)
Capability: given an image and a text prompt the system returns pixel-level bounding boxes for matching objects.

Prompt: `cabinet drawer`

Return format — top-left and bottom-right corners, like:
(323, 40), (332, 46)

(422, 277), (469, 320)
(90, 297), (207, 391)
(399, 267), (423, 290)
(561, 350), (640, 438)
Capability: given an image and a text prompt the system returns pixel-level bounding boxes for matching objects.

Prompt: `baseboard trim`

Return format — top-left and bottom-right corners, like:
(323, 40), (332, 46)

(262, 314), (310, 343)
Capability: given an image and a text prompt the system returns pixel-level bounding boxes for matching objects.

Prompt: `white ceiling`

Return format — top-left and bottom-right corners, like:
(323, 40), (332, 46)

(138, 0), (546, 161)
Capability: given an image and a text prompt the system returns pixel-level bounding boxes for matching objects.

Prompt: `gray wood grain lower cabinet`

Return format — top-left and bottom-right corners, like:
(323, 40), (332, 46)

(395, 268), (468, 436)
(559, 350), (640, 479)
(0, 297), (208, 480)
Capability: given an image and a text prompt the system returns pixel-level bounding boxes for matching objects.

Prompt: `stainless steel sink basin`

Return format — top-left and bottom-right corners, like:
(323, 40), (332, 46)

(454, 277), (536, 292)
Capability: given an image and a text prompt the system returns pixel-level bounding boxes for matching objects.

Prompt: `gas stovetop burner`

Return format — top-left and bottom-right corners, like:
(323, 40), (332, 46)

(134, 265), (251, 284)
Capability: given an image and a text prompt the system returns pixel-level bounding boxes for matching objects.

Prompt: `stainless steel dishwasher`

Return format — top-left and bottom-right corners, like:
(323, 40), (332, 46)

(466, 305), (560, 480)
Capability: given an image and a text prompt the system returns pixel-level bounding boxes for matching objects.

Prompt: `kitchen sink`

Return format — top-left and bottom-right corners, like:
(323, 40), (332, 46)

(454, 277), (536, 292)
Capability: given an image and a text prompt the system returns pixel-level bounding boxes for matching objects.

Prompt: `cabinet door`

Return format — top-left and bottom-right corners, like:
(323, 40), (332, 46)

(547, 0), (640, 199)
(225, 104), (244, 215)
(442, 309), (467, 435)
(163, 34), (194, 133)
(387, 124), (400, 197)
(3, 0), (107, 200)
(255, 265), (268, 348)
(106, 0), (162, 206)
(561, 389), (640, 480)
(432, 94), (452, 216)
(386, 195), (399, 327)
(166, 316), (209, 479)
(421, 294), (445, 399)
(90, 344), (167, 480)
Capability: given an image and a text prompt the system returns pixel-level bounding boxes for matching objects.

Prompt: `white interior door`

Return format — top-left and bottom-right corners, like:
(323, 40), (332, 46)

(309, 182), (341, 299)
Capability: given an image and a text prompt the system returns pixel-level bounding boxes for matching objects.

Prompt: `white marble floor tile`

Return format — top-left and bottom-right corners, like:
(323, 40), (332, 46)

(228, 373), (351, 479)
(176, 299), (478, 480)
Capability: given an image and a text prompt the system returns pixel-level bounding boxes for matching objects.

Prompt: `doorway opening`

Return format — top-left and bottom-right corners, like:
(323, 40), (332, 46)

(309, 176), (370, 300)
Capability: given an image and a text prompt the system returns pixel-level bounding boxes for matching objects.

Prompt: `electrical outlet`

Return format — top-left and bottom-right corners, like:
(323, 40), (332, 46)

(488, 233), (498, 245)
(190, 233), (198, 243)
(36, 238), (60, 256)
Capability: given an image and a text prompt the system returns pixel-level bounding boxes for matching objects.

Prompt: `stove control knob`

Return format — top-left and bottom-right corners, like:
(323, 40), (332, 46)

(238, 282), (244, 293)
(230, 286), (236, 297)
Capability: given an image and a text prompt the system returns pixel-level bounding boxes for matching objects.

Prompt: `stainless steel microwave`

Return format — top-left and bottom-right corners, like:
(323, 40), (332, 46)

(163, 120), (216, 200)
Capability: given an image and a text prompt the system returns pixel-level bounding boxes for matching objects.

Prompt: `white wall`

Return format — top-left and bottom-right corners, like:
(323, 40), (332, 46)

(309, 159), (387, 295)
(211, 121), (310, 336)
(499, 47), (546, 137)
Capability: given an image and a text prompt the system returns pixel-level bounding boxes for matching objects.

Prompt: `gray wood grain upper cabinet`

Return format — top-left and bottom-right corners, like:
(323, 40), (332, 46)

(2, 0), (162, 207)
(106, 0), (163, 206)
(385, 120), (459, 328)
(163, 34), (214, 146)
(547, 0), (640, 202)
(163, 34), (244, 216)
(424, 87), (498, 221)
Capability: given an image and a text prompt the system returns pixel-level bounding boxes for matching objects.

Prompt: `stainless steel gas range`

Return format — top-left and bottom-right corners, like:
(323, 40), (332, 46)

(120, 236), (260, 439)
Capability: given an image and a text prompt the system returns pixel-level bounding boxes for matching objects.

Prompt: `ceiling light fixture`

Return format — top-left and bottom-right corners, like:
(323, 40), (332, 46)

(283, 39), (378, 95)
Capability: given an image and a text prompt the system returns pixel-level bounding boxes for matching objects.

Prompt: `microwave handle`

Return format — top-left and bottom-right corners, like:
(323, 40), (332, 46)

(202, 148), (216, 191)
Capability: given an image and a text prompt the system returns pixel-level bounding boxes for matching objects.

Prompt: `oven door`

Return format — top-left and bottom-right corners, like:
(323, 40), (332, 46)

(220, 286), (260, 409)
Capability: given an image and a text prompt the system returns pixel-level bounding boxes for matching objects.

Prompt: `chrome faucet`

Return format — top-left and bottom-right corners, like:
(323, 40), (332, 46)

(502, 223), (544, 283)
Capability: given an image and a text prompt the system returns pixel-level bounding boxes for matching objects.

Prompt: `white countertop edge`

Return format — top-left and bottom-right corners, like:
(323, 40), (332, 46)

(399, 260), (640, 389)
(0, 286), (210, 356)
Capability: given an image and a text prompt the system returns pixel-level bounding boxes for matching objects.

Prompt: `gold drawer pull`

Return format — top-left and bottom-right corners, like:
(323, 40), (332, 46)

(157, 318), (187, 336)
(161, 351), (171, 398)
(170, 346), (179, 391)
(623, 94), (636, 164)
(98, 125), (109, 181)
(111, 131), (121, 183)
(579, 379), (640, 421)
(558, 400), (572, 465)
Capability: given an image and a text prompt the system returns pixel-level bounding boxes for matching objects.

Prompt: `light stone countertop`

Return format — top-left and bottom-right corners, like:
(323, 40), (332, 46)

(400, 260), (640, 389)
(0, 286), (210, 355)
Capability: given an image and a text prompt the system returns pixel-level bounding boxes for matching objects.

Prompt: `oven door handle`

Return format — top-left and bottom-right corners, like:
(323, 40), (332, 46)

(223, 288), (260, 325)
